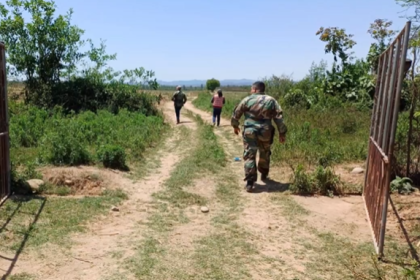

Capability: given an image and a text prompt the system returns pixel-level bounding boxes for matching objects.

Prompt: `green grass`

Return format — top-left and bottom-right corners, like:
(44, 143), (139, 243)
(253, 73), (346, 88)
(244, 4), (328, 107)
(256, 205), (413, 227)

(9, 273), (36, 280)
(9, 100), (167, 168)
(300, 230), (420, 279)
(191, 227), (256, 280)
(193, 91), (371, 168)
(153, 113), (226, 208)
(0, 189), (127, 251)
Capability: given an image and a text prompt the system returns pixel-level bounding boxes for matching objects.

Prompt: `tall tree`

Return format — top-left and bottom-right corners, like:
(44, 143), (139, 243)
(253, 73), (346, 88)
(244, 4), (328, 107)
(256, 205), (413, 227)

(206, 78), (220, 92)
(0, 0), (84, 102)
(316, 27), (356, 70)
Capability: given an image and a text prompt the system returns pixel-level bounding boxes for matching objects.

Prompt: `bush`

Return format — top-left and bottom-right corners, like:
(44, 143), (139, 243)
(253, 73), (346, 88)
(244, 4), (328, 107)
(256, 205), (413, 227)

(289, 164), (343, 196)
(9, 101), (166, 169)
(33, 78), (161, 115)
(284, 89), (312, 109)
(97, 144), (127, 170)
(40, 119), (92, 166)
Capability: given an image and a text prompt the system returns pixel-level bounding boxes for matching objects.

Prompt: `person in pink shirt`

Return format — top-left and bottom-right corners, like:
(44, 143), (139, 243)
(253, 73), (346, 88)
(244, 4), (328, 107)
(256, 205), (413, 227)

(211, 89), (225, 126)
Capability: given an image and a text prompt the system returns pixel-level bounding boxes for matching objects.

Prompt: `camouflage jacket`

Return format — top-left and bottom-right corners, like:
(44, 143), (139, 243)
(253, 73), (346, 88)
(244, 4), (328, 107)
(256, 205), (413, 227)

(172, 91), (187, 107)
(231, 93), (287, 135)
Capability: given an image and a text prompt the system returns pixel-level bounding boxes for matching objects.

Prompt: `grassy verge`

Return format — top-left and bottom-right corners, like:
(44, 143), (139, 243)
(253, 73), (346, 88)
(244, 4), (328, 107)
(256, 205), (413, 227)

(9, 100), (167, 171)
(0, 189), (127, 251)
(270, 191), (420, 279)
(193, 91), (370, 167)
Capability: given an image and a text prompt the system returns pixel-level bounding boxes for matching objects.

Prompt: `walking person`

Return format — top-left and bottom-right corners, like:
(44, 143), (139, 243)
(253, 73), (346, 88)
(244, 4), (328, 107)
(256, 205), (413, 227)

(171, 86), (187, 124)
(231, 81), (287, 192)
(211, 89), (225, 126)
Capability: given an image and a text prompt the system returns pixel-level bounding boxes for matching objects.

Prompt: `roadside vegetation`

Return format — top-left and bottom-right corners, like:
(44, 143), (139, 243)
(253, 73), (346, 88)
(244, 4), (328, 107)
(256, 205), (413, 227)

(1, 0), (420, 279)
(194, 16), (420, 197)
(0, 0), (165, 250)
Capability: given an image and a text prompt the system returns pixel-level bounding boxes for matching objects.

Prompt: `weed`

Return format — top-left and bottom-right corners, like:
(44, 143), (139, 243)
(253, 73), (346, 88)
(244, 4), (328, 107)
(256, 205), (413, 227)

(97, 144), (128, 170)
(390, 176), (416, 195)
(289, 164), (343, 196)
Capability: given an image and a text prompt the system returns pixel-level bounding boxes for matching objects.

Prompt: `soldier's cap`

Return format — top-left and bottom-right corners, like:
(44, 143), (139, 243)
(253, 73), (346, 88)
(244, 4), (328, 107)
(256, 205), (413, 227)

(176, 85), (181, 89)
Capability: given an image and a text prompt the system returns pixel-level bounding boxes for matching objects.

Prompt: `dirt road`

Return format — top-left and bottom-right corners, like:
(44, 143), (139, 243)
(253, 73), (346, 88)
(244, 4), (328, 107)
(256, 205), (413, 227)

(2, 99), (372, 280)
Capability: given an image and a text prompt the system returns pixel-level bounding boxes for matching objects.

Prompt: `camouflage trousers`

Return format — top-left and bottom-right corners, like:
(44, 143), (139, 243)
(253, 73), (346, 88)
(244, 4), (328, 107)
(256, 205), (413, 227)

(242, 126), (275, 182)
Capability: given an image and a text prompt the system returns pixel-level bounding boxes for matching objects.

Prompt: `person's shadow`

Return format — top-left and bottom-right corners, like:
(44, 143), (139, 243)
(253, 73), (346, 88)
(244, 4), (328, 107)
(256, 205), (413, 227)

(252, 178), (290, 193)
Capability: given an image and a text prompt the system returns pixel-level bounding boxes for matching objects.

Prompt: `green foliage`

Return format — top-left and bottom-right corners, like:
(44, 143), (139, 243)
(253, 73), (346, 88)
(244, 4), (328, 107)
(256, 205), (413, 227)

(315, 25), (376, 104)
(193, 91), (370, 168)
(367, 19), (396, 72)
(289, 164), (343, 196)
(39, 117), (91, 166)
(284, 88), (312, 109)
(394, 111), (420, 176)
(97, 144), (127, 170)
(390, 176), (416, 194)
(0, 0), (159, 113)
(9, 102), (166, 168)
(264, 74), (294, 99)
(271, 106), (370, 166)
(316, 27), (356, 66)
(0, 0), (84, 101)
(206, 78), (221, 92)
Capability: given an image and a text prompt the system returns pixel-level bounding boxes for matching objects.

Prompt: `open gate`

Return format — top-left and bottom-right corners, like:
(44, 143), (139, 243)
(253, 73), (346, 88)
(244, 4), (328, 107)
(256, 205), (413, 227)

(0, 42), (10, 205)
(363, 22), (411, 257)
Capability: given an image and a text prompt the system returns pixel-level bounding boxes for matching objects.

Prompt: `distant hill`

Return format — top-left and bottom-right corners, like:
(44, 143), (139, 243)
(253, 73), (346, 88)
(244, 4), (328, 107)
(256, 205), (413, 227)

(157, 79), (254, 87)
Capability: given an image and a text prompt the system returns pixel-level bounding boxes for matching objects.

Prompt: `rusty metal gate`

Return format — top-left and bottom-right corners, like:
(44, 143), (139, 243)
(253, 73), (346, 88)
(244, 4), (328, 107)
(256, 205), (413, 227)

(363, 22), (411, 257)
(0, 42), (10, 205)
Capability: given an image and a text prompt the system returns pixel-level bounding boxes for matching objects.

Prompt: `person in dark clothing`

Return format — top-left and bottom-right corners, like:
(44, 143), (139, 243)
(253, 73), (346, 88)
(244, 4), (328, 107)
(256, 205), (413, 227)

(211, 89), (225, 126)
(172, 86), (187, 124)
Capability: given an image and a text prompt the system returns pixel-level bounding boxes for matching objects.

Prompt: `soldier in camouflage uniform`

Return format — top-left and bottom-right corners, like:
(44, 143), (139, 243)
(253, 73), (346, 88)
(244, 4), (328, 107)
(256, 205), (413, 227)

(172, 86), (187, 124)
(231, 81), (287, 192)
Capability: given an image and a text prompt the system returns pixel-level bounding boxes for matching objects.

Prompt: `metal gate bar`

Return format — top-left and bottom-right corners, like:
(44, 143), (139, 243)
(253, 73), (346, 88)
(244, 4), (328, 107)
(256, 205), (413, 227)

(363, 21), (411, 257)
(0, 42), (10, 205)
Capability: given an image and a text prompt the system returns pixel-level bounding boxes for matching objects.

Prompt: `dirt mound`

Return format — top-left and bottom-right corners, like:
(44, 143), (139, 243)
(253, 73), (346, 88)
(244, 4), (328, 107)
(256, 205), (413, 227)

(42, 167), (105, 196)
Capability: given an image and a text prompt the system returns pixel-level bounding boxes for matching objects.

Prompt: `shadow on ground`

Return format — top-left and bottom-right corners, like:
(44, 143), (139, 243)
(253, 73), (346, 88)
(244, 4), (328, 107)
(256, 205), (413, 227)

(0, 195), (46, 280)
(252, 178), (290, 193)
(389, 196), (420, 266)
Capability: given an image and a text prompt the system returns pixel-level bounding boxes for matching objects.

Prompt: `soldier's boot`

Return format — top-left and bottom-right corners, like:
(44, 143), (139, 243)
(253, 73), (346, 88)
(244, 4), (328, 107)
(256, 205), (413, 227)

(245, 181), (254, 192)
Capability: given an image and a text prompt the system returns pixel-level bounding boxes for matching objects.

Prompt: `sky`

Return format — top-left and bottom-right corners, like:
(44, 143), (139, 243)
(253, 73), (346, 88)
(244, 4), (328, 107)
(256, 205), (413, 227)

(50, 0), (413, 81)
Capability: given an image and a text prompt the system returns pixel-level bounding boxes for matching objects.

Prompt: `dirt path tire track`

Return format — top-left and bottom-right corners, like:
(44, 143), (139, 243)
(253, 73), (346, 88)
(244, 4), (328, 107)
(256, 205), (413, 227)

(182, 101), (309, 278)
(183, 100), (373, 279)
(3, 101), (197, 280)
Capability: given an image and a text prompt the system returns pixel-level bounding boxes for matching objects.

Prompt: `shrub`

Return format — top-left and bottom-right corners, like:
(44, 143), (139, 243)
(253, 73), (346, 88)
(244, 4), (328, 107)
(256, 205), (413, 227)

(9, 101), (166, 168)
(289, 165), (343, 196)
(97, 144), (127, 170)
(39, 117), (91, 166)
(284, 89), (312, 109)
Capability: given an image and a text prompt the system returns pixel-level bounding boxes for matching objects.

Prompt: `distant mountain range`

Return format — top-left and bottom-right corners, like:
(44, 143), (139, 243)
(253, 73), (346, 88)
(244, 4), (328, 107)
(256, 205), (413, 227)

(157, 79), (254, 87)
